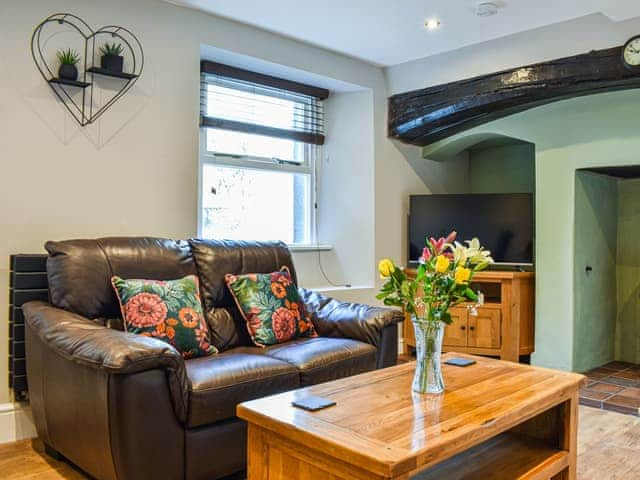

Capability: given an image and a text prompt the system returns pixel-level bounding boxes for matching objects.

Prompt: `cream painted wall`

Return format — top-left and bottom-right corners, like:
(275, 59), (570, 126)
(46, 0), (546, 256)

(292, 91), (375, 290)
(469, 143), (535, 194)
(0, 0), (429, 412)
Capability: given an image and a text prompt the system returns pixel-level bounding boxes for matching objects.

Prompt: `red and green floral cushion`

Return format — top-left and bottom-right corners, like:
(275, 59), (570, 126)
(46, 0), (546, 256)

(111, 275), (217, 359)
(225, 267), (316, 347)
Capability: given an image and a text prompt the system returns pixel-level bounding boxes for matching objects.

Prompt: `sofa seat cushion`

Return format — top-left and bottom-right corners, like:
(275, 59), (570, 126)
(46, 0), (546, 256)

(261, 337), (377, 386)
(185, 351), (299, 427)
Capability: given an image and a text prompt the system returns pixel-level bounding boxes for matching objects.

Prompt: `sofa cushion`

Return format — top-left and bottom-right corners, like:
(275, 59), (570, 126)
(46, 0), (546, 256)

(46, 237), (196, 320)
(112, 275), (217, 359)
(188, 239), (297, 351)
(259, 337), (377, 385)
(226, 267), (316, 347)
(185, 351), (299, 427)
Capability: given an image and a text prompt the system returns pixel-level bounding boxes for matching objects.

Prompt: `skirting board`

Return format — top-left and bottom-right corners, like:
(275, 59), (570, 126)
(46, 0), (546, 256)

(0, 403), (37, 444)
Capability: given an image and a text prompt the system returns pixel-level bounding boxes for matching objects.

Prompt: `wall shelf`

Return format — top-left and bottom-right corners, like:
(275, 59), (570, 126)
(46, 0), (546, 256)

(86, 67), (138, 80)
(48, 78), (91, 89)
(31, 13), (144, 126)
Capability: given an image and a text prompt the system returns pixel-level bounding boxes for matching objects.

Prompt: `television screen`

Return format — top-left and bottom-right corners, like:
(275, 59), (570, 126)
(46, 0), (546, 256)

(408, 193), (534, 265)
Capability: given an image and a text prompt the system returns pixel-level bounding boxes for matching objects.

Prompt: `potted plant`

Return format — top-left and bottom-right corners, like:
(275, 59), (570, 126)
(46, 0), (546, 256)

(56, 49), (81, 81)
(99, 42), (124, 73)
(377, 232), (493, 394)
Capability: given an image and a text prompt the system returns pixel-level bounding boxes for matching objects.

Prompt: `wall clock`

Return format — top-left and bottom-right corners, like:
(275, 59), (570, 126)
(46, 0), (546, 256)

(622, 35), (640, 72)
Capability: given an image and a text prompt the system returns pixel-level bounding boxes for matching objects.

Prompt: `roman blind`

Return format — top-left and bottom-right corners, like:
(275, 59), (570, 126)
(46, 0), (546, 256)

(200, 61), (329, 146)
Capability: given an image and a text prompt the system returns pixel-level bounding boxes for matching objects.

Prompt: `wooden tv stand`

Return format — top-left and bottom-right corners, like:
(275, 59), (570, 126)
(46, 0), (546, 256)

(403, 269), (535, 362)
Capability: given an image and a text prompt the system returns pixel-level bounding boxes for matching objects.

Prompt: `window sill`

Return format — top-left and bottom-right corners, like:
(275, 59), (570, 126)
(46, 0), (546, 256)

(313, 285), (375, 293)
(287, 244), (333, 252)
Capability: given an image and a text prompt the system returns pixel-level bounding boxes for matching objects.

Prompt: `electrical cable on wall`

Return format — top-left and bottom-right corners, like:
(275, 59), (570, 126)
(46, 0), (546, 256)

(314, 157), (351, 288)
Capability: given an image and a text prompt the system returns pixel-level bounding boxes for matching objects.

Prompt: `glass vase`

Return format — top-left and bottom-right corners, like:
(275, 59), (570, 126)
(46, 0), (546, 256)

(412, 316), (445, 394)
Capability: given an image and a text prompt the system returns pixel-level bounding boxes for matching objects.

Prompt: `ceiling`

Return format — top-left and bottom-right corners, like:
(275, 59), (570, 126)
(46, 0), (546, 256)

(168, 0), (640, 66)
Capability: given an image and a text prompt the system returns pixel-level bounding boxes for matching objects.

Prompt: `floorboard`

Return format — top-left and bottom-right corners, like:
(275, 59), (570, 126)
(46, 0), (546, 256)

(0, 406), (638, 479)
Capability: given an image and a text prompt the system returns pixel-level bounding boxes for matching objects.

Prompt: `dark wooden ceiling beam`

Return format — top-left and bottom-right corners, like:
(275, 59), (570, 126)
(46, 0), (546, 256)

(388, 46), (640, 147)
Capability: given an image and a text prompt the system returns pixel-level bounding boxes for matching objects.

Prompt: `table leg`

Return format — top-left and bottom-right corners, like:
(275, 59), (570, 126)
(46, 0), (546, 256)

(509, 392), (579, 480)
(554, 391), (579, 480)
(540, 392), (578, 480)
(246, 424), (267, 480)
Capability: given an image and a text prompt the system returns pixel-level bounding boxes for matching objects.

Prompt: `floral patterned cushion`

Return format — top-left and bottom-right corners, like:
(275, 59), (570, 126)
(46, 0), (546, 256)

(111, 275), (217, 359)
(225, 267), (316, 347)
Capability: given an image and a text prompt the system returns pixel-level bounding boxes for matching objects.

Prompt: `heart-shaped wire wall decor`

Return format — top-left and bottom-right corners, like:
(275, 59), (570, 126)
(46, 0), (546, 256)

(31, 13), (144, 127)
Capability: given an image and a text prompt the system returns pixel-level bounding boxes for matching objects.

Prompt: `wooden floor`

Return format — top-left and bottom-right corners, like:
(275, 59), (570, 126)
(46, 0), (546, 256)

(577, 406), (640, 479)
(0, 406), (637, 479)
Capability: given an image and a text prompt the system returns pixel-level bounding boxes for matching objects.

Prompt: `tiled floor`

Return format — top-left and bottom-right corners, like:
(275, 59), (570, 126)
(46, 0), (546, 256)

(581, 361), (640, 416)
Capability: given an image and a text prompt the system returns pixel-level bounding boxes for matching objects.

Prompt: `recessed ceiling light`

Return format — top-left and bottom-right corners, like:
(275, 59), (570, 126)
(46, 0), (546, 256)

(425, 18), (441, 31)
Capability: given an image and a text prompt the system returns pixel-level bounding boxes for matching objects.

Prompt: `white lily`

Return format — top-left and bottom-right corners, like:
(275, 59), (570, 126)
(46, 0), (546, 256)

(471, 251), (494, 264)
(452, 242), (468, 264)
(466, 238), (481, 251)
(465, 238), (493, 265)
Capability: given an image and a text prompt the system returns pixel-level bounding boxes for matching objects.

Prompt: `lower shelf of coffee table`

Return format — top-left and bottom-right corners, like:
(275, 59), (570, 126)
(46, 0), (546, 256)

(414, 432), (569, 480)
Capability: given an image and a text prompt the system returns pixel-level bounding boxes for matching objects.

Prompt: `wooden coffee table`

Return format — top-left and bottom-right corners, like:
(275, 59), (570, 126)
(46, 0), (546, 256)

(237, 353), (584, 480)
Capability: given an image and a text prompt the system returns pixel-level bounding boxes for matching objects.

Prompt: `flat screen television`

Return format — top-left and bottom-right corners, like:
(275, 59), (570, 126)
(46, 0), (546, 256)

(408, 193), (534, 266)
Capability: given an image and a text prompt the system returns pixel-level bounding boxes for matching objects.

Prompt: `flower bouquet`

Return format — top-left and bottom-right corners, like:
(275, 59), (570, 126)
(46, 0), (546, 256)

(377, 231), (493, 393)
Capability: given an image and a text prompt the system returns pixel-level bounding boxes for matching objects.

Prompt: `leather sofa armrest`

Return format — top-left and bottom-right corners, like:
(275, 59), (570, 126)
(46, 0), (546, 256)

(24, 301), (189, 421)
(298, 288), (403, 348)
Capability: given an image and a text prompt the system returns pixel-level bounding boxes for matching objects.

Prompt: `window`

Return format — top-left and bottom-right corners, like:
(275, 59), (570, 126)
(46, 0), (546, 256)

(199, 61), (328, 245)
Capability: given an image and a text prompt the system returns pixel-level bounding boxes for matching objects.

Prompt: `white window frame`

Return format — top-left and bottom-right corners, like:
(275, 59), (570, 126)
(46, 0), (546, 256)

(197, 130), (320, 248)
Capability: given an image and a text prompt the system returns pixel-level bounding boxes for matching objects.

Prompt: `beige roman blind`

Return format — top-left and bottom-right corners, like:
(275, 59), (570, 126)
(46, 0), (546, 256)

(200, 61), (329, 146)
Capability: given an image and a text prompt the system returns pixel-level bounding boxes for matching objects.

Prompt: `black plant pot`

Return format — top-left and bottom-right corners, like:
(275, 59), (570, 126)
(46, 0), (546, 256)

(58, 64), (78, 81)
(101, 54), (124, 73)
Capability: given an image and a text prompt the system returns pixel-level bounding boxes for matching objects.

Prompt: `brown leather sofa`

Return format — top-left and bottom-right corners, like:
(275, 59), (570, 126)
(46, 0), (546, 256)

(24, 237), (402, 480)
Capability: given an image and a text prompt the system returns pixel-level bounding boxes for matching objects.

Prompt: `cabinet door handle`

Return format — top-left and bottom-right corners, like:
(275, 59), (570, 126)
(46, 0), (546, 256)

(469, 326), (476, 331)
(461, 326), (466, 330)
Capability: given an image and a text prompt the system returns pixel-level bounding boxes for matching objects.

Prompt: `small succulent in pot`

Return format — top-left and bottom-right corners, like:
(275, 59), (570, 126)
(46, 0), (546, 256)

(57, 48), (81, 81)
(99, 42), (124, 73)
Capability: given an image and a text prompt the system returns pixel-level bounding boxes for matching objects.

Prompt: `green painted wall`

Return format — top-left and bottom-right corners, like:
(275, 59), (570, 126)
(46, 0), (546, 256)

(421, 89), (640, 371)
(616, 178), (640, 364)
(469, 143), (535, 194)
(573, 172), (618, 372)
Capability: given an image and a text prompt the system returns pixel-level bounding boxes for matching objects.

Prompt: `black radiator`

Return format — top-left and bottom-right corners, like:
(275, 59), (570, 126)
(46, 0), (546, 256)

(9, 254), (48, 401)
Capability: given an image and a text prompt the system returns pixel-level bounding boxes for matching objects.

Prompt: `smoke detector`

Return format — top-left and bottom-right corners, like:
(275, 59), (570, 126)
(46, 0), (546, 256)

(475, 2), (500, 17)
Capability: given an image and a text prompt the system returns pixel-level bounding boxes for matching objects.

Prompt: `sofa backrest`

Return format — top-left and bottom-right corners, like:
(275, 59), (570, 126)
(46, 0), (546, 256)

(45, 236), (297, 352)
(188, 239), (297, 350)
(46, 237), (196, 322)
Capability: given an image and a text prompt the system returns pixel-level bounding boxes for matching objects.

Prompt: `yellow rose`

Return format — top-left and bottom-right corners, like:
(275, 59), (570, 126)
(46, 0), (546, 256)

(435, 255), (450, 273)
(378, 258), (395, 278)
(455, 267), (472, 285)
